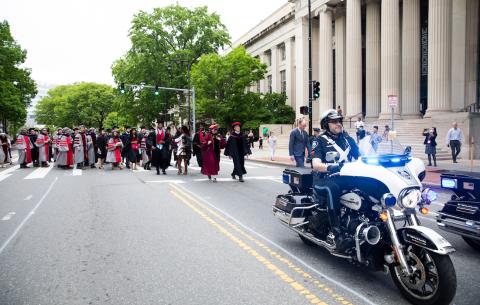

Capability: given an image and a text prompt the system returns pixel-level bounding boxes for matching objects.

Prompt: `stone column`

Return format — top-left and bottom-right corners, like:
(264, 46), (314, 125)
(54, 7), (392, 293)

(380, 0), (401, 119)
(295, 16), (308, 118)
(365, 0), (381, 118)
(402, 0), (421, 118)
(335, 14), (346, 115)
(345, 0), (362, 117)
(259, 54), (266, 93)
(271, 45), (279, 92)
(285, 37), (294, 108)
(451, 0), (467, 111)
(319, 5), (333, 114)
(425, 0), (452, 116)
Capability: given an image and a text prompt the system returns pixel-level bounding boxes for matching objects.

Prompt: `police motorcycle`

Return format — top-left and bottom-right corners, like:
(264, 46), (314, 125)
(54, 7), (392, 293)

(273, 137), (457, 305)
(437, 171), (480, 251)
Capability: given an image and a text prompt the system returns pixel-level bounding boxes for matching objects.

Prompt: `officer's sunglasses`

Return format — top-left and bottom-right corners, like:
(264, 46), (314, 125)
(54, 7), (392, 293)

(328, 119), (343, 125)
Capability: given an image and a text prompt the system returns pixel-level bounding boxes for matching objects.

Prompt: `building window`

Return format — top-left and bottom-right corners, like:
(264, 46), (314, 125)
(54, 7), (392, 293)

(265, 51), (272, 66)
(256, 80), (261, 93)
(267, 75), (272, 93)
(280, 70), (286, 93)
(279, 43), (286, 61)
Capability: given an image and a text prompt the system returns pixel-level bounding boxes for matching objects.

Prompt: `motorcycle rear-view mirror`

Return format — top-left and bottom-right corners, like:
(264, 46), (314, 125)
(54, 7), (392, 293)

(326, 151), (339, 162)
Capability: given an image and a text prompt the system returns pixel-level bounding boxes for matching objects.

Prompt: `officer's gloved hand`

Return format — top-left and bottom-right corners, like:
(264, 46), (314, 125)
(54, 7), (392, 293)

(327, 163), (343, 174)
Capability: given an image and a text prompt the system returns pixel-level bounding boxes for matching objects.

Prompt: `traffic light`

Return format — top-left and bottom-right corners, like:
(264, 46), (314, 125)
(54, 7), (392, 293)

(154, 85), (160, 96)
(119, 83), (126, 94)
(300, 106), (310, 115)
(313, 81), (320, 99)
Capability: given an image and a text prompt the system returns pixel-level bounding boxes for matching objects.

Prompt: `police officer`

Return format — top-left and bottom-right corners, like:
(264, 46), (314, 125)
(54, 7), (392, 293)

(311, 109), (359, 249)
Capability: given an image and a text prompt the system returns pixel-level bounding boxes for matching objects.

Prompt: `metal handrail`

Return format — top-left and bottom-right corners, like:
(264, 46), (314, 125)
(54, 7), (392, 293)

(346, 112), (365, 128)
(462, 102), (480, 113)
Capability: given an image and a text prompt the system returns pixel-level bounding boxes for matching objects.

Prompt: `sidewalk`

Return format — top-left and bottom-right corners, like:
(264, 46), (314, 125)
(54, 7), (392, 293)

(248, 146), (479, 187)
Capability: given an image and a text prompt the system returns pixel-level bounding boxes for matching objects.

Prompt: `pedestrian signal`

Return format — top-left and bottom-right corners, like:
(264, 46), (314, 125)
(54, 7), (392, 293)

(313, 81), (320, 99)
(300, 106), (310, 115)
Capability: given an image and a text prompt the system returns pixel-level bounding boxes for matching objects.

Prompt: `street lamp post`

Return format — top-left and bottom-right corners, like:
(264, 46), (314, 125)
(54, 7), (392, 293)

(307, 0), (313, 136)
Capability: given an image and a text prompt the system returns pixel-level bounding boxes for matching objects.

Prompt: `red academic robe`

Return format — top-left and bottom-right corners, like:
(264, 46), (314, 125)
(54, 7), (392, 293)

(201, 133), (226, 176)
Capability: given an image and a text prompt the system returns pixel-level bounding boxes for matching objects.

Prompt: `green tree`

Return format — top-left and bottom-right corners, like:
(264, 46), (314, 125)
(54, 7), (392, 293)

(111, 4), (230, 126)
(262, 93), (295, 124)
(192, 46), (269, 129)
(35, 82), (116, 129)
(0, 20), (37, 133)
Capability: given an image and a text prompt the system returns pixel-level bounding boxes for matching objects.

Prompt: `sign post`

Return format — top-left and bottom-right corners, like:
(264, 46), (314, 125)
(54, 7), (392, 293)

(388, 95), (398, 153)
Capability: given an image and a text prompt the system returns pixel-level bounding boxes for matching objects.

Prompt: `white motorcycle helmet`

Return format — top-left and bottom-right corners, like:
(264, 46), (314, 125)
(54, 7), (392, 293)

(320, 109), (343, 131)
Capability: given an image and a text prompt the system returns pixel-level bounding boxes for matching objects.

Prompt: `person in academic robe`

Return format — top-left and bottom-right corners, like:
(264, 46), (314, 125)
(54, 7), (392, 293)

(15, 128), (33, 168)
(35, 128), (50, 167)
(147, 119), (171, 175)
(174, 125), (192, 175)
(89, 128), (97, 167)
(224, 122), (251, 182)
(52, 128), (62, 162)
(56, 128), (74, 169)
(201, 124), (226, 182)
(86, 130), (96, 168)
(73, 126), (89, 169)
(121, 126), (131, 168)
(96, 129), (108, 169)
(192, 123), (206, 168)
(28, 128), (39, 167)
(0, 133), (11, 168)
(106, 130), (124, 170)
(127, 128), (140, 170)
(140, 130), (151, 170)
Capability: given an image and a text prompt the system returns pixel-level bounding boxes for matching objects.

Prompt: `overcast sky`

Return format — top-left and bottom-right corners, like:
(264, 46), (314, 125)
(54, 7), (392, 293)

(1, 0), (287, 86)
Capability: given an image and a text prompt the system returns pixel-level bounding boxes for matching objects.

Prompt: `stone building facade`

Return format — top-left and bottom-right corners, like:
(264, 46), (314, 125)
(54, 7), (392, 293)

(234, 0), (480, 158)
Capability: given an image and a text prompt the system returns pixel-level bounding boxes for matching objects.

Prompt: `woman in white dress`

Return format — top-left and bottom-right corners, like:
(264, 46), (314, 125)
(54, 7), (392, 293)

(267, 132), (277, 161)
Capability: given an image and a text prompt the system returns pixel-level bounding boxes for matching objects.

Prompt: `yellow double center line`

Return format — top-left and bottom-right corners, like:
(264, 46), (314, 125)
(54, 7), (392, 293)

(169, 183), (354, 305)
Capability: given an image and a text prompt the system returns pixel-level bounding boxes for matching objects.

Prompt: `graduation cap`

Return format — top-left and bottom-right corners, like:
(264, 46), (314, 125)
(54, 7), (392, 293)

(231, 122), (241, 127)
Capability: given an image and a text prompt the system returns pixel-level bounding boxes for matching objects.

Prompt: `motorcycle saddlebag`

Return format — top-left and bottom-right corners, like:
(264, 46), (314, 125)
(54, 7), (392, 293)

(283, 168), (313, 193)
(275, 194), (315, 218)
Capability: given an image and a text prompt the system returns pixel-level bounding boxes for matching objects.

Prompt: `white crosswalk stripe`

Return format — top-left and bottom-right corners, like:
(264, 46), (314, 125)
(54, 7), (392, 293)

(24, 166), (54, 180)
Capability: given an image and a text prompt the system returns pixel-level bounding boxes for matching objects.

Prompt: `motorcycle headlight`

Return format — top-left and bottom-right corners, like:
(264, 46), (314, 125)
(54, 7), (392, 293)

(399, 189), (422, 209)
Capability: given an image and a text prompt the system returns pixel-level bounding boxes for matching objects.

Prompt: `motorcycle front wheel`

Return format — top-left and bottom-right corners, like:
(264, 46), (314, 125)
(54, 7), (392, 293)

(389, 245), (456, 305)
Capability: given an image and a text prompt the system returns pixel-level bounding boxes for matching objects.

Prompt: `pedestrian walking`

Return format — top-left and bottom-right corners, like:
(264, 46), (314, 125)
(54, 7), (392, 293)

(258, 136), (263, 149)
(147, 119), (170, 175)
(73, 126), (89, 169)
(140, 130), (151, 170)
(288, 118), (311, 168)
(192, 123), (206, 168)
(224, 122), (251, 182)
(446, 122), (464, 163)
(201, 124), (226, 182)
(96, 129), (108, 169)
(121, 126), (131, 169)
(106, 130), (123, 170)
(28, 128), (39, 167)
(368, 126), (382, 152)
(128, 128), (140, 170)
(174, 126), (192, 175)
(0, 133), (11, 167)
(268, 132), (277, 161)
(35, 128), (50, 167)
(382, 125), (390, 141)
(248, 129), (255, 148)
(423, 127), (437, 167)
(15, 128), (32, 168)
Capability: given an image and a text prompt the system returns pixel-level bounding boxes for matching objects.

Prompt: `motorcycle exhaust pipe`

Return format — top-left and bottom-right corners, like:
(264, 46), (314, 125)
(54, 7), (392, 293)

(363, 225), (381, 245)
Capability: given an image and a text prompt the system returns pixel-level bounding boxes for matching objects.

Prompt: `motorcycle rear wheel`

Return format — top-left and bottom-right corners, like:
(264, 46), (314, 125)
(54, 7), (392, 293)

(389, 245), (456, 305)
(462, 236), (480, 251)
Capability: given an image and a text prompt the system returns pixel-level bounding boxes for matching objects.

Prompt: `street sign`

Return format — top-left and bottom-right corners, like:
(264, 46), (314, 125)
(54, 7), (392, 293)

(388, 95), (398, 108)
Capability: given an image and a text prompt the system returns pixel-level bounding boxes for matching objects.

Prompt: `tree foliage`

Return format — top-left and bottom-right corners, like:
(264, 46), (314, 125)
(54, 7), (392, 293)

(35, 82), (116, 129)
(111, 5), (230, 126)
(191, 46), (294, 131)
(0, 20), (37, 132)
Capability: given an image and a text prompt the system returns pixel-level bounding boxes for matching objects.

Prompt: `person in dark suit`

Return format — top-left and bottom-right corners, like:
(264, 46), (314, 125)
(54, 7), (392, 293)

(423, 127), (437, 167)
(288, 118), (311, 167)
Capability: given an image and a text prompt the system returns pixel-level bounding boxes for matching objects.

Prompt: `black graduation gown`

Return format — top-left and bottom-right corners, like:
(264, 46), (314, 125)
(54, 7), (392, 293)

(28, 134), (39, 163)
(224, 132), (251, 176)
(147, 130), (170, 170)
(192, 131), (205, 167)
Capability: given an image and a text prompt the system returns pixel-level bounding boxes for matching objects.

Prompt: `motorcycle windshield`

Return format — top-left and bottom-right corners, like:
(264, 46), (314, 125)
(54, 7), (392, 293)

(358, 135), (411, 166)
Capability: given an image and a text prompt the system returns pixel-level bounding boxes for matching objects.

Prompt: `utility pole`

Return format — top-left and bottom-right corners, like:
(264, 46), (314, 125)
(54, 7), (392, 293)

(307, 0), (313, 136)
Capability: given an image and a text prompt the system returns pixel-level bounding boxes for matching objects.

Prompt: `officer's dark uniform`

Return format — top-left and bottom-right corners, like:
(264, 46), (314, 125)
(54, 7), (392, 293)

(312, 130), (359, 231)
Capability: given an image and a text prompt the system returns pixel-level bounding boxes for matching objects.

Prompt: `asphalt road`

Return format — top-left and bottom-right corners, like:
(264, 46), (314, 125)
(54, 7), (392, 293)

(0, 158), (478, 305)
